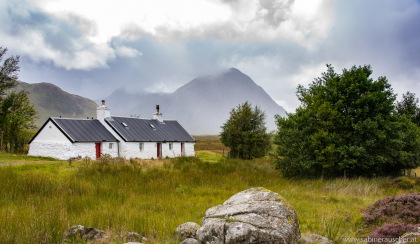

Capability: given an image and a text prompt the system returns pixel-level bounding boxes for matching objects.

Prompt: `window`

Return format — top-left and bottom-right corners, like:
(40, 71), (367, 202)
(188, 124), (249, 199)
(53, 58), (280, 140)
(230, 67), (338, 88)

(169, 143), (173, 150)
(139, 143), (144, 152)
(109, 143), (113, 149)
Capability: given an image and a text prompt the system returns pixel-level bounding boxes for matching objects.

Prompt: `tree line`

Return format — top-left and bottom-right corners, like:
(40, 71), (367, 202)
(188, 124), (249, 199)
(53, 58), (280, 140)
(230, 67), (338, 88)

(221, 64), (420, 178)
(2, 44), (420, 176)
(0, 47), (36, 153)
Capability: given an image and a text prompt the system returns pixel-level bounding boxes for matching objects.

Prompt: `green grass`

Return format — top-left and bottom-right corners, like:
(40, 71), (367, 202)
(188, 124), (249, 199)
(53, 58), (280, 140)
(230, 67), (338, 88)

(0, 151), (419, 243)
(0, 152), (58, 164)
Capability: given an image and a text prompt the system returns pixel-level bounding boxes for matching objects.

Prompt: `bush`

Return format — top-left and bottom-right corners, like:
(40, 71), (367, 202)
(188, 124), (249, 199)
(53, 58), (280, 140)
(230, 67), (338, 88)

(363, 193), (420, 239)
(390, 177), (418, 189)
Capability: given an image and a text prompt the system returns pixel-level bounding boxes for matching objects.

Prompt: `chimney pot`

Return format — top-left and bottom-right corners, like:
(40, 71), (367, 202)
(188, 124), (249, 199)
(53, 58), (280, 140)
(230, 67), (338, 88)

(153, 105), (163, 122)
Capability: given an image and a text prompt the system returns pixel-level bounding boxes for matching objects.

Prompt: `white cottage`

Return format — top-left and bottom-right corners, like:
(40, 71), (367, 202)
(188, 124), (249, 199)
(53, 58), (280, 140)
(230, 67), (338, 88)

(28, 101), (195, 160)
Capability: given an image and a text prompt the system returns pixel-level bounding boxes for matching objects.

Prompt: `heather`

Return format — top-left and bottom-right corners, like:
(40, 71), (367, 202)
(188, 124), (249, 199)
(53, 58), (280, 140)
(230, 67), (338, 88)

(369, 223), (420, 241)
(363, 193), (420, 240)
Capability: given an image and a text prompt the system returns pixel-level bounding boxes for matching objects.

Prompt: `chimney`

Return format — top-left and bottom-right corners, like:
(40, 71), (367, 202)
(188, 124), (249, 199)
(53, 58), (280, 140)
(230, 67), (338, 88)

(153, 104), (163, 122)
(97, 100), (111, 121)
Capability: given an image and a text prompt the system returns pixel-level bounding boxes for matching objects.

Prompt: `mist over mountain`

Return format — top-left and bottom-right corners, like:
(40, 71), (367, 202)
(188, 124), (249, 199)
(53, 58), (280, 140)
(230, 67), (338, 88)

(106, 68), (286, 134)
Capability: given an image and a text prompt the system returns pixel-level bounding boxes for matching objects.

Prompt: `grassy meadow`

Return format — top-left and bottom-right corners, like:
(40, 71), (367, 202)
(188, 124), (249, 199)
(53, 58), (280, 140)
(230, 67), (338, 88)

(0, 137), (419, 243)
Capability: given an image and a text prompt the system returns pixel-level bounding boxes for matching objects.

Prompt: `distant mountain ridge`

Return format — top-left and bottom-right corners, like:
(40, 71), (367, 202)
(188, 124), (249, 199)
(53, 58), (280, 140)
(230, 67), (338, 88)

(18, 68), (286, 134)
(15, 82), (98, 127)
(106, 68), (286, 134)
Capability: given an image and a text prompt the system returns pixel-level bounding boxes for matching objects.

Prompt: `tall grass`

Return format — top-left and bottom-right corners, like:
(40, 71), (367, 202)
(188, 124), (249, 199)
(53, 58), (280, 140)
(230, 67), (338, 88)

(0, 155), (418, 243)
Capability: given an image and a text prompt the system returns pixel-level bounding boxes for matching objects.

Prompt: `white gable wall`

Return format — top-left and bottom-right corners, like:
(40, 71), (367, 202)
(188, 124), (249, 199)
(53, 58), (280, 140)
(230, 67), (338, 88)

(28, 120), (72, 159)
(30, 120), (70, 142)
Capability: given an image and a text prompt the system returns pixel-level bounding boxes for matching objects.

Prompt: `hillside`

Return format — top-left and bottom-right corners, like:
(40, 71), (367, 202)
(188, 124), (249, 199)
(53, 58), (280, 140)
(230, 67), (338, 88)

(107, 68), (286, 134)
(15, 82), (98, 127)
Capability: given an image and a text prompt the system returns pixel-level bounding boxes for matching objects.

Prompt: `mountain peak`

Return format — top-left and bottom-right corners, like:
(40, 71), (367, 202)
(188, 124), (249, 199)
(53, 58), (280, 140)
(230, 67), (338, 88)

(221, 67), (245, 77)
(227, 67), (242, 73)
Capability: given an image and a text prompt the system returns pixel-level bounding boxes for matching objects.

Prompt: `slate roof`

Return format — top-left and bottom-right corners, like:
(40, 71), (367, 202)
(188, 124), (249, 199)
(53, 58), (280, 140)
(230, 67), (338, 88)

(29, 118), (119, 143)
(105, 116), (195, 142)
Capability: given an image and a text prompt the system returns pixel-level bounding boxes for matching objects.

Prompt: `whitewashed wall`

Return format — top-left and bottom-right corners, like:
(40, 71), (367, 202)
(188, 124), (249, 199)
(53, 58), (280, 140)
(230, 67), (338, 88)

(101, 142), (119, 158)
(28, 141), (72, 160)
(119, 142), (195, 159)
(161, 142), (195, 157)
(29, 141), (119, 160)
(120, 142), (156, 159)
(184, 143), (195, 157)
(71, 143), (96, 159)
(162, 142), (175, 158)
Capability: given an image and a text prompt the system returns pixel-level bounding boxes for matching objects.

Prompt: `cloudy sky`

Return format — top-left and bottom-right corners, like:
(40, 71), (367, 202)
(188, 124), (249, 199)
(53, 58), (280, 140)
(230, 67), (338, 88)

(1, 0), (419, 112)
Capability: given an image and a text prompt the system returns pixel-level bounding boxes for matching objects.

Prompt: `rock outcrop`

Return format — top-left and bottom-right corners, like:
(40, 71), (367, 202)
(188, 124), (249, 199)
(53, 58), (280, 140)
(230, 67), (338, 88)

(179, 187), (301, 243)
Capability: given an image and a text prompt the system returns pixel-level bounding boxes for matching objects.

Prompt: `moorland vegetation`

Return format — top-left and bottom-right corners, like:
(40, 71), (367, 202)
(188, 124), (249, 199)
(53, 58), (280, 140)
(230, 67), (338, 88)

(0, 146), (419, 243)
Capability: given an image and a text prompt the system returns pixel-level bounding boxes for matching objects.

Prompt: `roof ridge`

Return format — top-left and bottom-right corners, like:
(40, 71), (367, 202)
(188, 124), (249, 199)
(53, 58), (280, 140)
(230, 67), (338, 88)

(52, 117), (97, 121)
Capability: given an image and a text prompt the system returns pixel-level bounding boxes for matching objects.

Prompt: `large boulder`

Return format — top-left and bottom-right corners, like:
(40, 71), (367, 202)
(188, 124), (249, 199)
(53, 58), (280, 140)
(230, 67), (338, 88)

(196, 187), (301, 243)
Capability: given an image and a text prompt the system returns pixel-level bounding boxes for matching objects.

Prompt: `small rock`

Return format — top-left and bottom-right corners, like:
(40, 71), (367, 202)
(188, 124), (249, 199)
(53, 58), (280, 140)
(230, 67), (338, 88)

(299, 234), (334, 244)
(62, 225), (108, 242)
(396, 227), (420, 244)
(175, 222), (200, 241)
(180, 238), (200, 244)
(125, 231), (146, 242)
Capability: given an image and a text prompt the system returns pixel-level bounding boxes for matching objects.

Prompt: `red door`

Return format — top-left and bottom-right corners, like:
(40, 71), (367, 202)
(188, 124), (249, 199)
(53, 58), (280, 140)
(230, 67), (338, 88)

(157, 143), (162, 159)
(95, 143), (101, 159)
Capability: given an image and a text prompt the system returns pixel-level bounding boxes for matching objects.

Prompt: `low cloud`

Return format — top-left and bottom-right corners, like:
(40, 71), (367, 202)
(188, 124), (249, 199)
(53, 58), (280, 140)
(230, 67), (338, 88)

(2, 0), (420, 113)
(0, 0), (116, 70)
